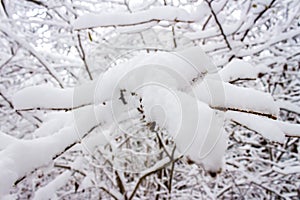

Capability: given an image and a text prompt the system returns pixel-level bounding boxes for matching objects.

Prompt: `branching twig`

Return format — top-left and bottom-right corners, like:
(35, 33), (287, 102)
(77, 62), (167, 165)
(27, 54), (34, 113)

(241, 0), (277, 42)
(0, 92), (39, 128)
(77, 33), (93, 80)
(205, 0), (232, 50)
(128, 156), (182, 200)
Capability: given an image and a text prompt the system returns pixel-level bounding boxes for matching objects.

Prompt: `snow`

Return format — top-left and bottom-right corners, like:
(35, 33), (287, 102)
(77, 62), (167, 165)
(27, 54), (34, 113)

(33, 171), (72, 200)
(226, 111), (285, 143)
(219, 59), (268, 82)
(116, 21), (157, 33)
(0, 104), (111, 196)
(185, 27), (219, 40)
(33, 158), (83, 200)
(13, 85), (74, 109)
(276, 99), (300, 115)
(73, 6), (201, 30)
(140, 86), (226, 172)
(33, 115), (70, 138)
(93, 47), (213, 104)
(0, 126), (77, 195)
(88, 47), (227, 172)
(195, 79), (279, 117)
(13, 81), (96, 110)
(6, 45), (299, 196)
(274, 165), (300, 175)
(276, 121), (300, 138)
(0, 131), (18, 150)
(81, 130), (109, 154)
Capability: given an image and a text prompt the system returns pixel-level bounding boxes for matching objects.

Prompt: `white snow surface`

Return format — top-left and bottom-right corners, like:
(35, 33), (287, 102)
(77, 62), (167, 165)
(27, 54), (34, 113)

(0, 105), (109, 196)
(33, 158), (84, 200)
(226, 111), (285, 142)
(6, 46), (299, 196)
(195, 78), (279, 117)
(13, 81), (95, 110)
(219, 59), (268, 82)
(276, 99), (300, 115)
(0, 131), (18, 150)
(33, 171), (72, 200)
(73, 6), (201, 29)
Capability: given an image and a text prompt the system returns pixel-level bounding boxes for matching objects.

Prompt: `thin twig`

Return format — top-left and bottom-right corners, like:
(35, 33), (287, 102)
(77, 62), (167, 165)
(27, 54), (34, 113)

(171, 25), (177, 49)
(241, 0), (276, 42)
(16, 103), (92, 112)
(212, 106), (277, 120)
(205, 0), (232, 50)
(128, 156), (182, 200)
(77, 33), (93, 80)
(168, 145), (176, 196)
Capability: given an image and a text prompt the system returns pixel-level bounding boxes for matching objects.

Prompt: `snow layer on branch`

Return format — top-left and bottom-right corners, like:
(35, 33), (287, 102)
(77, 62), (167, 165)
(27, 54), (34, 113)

(226, 111), (285, 142)
(219, 59), (268, 82)
(33, 158), (83, 200)
(276, 99), (300, 115)
(94, 48), (213, 104)
(140, 86), (226, 172)
(33, 171), (72, 200)
(0, 131), (18, 150)
(33, 113), (72, 138)
(73, 6), (201, 29)
(116, 21), (158, 33)
(13, 85), (73, 109)
(8, 46), (293, 194)
(0, 127), (77, 195)
(0, 105), (110, 196)
(13, 81), (96, 110)
(276, 121), (300, 138)
(195, 79), (279, 117)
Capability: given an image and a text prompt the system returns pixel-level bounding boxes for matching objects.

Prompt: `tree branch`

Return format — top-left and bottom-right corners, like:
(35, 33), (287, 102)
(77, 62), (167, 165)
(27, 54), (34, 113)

(205, 0), (232, 50)
(77, 33), (93, 80)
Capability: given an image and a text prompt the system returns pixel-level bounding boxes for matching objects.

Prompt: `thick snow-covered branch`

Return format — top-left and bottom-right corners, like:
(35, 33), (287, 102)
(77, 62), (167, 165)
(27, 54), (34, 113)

(13, 82), (95, 111)
(73, 6), (201, 30)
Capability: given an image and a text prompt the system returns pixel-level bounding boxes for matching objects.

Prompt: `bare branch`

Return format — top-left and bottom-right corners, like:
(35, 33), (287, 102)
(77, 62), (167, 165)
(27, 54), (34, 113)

(205, 0), (232, 50)
(77, 33), (93, 80)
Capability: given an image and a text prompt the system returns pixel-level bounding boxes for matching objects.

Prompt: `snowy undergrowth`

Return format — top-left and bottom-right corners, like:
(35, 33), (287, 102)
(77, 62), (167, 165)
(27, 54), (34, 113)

(1, 47), (300, 198)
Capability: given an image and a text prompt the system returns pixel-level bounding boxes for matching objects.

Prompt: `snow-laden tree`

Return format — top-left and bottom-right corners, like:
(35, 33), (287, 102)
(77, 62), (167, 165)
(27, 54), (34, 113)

(0, 0), (300, 199)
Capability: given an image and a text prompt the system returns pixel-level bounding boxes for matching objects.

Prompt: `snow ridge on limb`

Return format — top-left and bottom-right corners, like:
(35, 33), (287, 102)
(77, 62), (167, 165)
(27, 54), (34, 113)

(195, 79), (279, 118)
(73, 6), (201, 30)
(12, 81), (96, 111)
(33, 158), (85, 200)
(219, 59), (268, 83)
(226, 110), (300, 142)
(0, 105), (108, 196)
